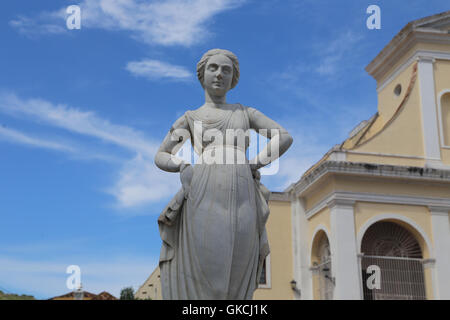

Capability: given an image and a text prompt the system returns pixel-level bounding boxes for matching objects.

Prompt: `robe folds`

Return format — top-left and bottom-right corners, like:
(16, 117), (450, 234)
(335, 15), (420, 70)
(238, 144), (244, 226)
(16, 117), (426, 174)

(158, 104), (271, 300)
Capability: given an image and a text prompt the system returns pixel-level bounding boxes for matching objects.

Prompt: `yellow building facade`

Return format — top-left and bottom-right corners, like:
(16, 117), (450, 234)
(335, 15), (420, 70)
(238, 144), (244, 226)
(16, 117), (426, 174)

(136, 11), (450, 300)
(286, 11), (450, 300)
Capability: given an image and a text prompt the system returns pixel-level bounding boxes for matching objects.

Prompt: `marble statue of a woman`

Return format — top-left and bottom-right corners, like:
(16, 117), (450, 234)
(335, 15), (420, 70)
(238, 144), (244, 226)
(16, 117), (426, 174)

(155, 49), (293, 300)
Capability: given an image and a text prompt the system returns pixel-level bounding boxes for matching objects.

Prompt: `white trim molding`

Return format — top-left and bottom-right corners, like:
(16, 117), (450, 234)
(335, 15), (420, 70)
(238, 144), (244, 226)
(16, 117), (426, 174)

(429, 206), (450, 299)
(328, 200), (361, 299)
(269, 192), (290, 202)
(377, 50), (450, 93)
(345, 149), (426, 160)
(306, 191), (450, 220)
(356, 213), (434, 257)
(417, 55), (442, 166)
(291, 161), (450, 199)
(328, 150), (346, 162)
(366, 11), (450, 85)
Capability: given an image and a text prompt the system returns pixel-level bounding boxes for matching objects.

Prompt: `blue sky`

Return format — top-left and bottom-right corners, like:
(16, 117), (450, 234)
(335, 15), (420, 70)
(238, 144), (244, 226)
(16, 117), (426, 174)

(1, 0), (448, 299)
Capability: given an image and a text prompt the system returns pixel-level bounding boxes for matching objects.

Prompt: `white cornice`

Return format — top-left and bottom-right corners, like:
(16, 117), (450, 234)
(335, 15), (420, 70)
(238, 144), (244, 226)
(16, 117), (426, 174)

(306, 191), (450, 220)
(291, 161), (450, 198)
(326, 198), (355, 210)
(367, 27), (450, 85)
(428, 206), (450, 215)
(345, 149), (425, 160)
(269, 192), (290, 202)
(367, 31), (417, 81)
(376, 50), (450, 93)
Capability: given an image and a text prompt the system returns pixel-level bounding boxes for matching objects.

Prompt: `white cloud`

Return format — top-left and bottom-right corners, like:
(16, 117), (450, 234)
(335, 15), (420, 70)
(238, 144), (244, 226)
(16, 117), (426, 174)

(109, 153), (180, 209)
(0, 255), (158, 299)
(261, 126), (331, 191)
(126, 59), (192, 80)
(9, 13), (67, 36)
(0, 126), (76, 153)
(10, 0), (246, 47)
(0, 91), (329, 209)
(0, 92), (157, 157)
(273, 30), (364, 82)
(0, 92), (176, 209)
(314, 30), (363, 77)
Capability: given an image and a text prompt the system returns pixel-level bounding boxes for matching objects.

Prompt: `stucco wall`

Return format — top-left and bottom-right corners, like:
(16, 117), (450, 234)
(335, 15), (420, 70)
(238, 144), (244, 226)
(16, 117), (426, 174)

(253, 200), (294, 300)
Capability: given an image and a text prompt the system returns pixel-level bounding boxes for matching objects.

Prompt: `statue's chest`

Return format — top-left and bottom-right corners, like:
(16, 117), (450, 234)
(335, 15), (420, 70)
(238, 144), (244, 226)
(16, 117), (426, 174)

(187, 108), (249, 149)
(195, 109), (228, 121)
(189, 108), (248, 132)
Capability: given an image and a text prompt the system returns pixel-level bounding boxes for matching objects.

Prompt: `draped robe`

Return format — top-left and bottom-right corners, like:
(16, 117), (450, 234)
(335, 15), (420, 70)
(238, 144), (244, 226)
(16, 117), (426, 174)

(158, 104), (270, 300)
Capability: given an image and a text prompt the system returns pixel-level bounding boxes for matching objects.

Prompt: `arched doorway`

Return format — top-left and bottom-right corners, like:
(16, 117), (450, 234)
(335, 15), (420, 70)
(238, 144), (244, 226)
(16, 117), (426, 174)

(360, 221), (426, 300)
(311, 230), (334, 300)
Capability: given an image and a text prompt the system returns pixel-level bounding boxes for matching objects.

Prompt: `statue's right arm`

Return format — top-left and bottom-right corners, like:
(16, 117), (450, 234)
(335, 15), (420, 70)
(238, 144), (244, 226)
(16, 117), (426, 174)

(154, 114), (190, 173)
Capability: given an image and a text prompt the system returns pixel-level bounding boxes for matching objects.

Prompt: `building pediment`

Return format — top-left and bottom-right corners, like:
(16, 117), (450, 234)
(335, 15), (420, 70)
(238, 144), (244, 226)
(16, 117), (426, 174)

(366, 11), (450, 82)
(415, 11), (450, 31)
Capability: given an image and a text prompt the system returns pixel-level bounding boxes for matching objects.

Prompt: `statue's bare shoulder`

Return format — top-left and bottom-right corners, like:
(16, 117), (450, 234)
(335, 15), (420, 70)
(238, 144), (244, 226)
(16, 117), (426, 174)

(170, 112), (190, 132)
(245, 106), (289, 133)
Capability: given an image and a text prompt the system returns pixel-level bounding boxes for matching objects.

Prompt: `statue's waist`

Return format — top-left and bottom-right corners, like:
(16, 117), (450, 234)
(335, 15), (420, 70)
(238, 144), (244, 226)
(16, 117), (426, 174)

(198, 144), (248, 165)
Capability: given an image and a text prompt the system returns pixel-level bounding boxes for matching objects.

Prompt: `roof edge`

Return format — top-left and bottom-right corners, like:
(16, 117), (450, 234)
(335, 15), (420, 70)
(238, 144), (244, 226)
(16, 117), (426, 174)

(289, 161), (450, 198)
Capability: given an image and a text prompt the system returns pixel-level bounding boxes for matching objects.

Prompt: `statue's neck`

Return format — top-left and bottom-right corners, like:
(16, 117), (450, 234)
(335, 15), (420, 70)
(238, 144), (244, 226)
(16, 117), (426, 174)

(205, 90), (227, 105)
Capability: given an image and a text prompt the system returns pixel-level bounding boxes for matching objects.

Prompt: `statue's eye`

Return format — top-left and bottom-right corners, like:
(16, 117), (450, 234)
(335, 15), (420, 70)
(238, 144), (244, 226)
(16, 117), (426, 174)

(223, 66), (232, 74)
(207, 64), (218, 71)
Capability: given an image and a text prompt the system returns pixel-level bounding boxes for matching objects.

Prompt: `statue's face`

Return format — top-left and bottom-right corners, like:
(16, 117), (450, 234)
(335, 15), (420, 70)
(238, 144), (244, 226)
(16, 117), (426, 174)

(203, 54), (233, 96)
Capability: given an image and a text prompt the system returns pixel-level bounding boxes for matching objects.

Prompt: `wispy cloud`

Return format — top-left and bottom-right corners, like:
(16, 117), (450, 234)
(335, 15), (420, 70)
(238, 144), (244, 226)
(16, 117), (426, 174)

(10, 0), (246, 47)
(261, 122), (332, 191)
(126, 59), (192, 81)
(0, 92), (177, 210)
(0, 125), (76, 153)
(108, 154), (180, 209)
(273, 30), (364, 84)
(0, 92), (156, 157)
(314, 30), (364, 77)
(9, 10), (67, 36)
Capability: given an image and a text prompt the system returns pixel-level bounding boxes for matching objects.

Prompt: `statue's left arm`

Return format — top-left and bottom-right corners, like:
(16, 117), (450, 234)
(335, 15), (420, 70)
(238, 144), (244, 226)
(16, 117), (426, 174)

(247, 107), (293, 170)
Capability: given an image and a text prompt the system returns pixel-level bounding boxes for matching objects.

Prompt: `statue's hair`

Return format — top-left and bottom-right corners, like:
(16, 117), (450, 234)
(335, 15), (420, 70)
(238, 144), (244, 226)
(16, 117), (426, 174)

(196, 49), (240, 89)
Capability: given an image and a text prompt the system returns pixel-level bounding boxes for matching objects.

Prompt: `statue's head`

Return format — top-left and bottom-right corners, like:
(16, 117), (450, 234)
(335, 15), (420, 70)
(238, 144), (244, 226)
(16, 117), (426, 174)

(197, 49), (240, 95)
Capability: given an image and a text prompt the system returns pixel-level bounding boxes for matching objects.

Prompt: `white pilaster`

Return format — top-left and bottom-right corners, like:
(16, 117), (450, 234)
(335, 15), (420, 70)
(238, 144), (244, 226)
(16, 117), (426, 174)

(328, 199), (361, 300)
(429, 206), (450, 299)
(291, 196), (312, 299)
(417, 56), (442, 167)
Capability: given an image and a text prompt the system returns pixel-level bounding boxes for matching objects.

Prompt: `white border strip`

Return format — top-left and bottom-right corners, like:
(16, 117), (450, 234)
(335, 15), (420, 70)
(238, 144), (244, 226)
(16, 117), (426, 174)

(306, 191), (450, 220)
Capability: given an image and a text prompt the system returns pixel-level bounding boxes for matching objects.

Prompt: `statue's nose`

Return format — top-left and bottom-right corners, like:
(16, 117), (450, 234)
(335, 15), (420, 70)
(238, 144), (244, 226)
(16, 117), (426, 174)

(216, 72), (223, 79)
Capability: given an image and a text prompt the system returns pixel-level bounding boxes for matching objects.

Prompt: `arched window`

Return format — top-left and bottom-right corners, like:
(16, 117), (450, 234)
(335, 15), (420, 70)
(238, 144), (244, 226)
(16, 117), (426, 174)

(440, 92), (450, 146)
(258, 254), (271, 289)
(360, 221), (426, 300)
(311, 231), (334, 300)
